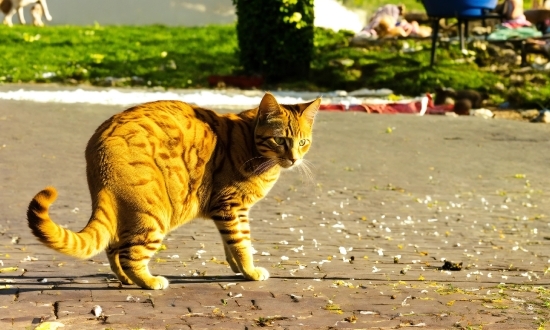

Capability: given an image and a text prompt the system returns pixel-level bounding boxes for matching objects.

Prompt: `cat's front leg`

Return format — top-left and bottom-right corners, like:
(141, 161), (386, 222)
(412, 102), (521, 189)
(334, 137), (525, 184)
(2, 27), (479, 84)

(223, 244), (241, 273)
(212, 209), (269, 281)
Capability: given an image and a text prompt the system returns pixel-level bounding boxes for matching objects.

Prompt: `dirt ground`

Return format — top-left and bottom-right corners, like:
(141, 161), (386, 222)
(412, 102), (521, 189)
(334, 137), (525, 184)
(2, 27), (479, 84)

(492, 109), (531, 122)
(1, 98), (550, 329)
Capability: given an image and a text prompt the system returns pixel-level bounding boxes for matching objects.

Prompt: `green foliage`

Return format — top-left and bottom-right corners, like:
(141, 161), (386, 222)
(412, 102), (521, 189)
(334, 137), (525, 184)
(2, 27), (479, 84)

(232, 0), (314, 82)
(0, 24), (549, 108)
(308, 27), (550, 107)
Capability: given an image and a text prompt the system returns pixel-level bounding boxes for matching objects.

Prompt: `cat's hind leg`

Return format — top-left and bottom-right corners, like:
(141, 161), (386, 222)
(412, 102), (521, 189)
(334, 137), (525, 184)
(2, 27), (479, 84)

(106, 244), (134, 285)
(117, 214), (169, 290)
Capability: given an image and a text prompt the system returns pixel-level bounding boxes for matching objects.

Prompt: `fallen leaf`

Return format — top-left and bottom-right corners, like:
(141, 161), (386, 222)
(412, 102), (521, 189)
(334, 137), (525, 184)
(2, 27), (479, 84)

(0, 267), (18, 273)
(34, 322), (65, 330)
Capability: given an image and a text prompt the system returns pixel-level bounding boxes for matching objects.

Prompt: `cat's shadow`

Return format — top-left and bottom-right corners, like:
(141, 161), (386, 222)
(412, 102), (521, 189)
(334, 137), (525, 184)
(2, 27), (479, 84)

(0, 274), (394, 294)
(0, 274), (251, 293)
(0, 274), (402, 296)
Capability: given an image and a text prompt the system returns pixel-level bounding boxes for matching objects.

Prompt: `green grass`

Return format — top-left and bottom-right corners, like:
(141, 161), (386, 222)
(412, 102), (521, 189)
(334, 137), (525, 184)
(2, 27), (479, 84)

(0, 24), (239, 88)
(0, 24), (549, 108)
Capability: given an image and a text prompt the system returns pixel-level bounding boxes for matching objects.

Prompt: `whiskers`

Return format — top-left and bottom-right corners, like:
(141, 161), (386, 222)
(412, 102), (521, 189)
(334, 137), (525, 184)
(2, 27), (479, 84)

(240, 156), (265, 172)
(241, 156), (278, 176)
(294, 159), (316, 186)
(240, 155), (316, 185)
(252, 158), (279, 175)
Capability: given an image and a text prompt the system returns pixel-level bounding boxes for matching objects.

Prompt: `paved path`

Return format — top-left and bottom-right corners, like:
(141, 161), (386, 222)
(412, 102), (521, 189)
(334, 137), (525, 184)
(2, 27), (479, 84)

(1, 99), (550, 329)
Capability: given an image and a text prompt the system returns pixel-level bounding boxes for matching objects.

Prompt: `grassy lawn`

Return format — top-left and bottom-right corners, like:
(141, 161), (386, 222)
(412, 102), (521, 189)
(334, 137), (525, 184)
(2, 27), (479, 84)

(0, 24), (548, 108)
(0, 24), (239, 88)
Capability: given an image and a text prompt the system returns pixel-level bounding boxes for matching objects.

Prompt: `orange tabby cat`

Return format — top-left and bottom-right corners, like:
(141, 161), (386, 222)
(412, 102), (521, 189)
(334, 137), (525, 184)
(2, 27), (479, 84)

(27, 92), (320, 290)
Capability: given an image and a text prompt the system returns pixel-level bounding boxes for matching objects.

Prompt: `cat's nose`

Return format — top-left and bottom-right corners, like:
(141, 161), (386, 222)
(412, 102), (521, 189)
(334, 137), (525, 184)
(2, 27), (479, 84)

(283, 158), (299, 168)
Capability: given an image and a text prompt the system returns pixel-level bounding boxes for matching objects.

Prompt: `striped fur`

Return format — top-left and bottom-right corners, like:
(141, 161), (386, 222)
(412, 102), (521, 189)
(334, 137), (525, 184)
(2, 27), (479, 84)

(27, 92), (320, 290)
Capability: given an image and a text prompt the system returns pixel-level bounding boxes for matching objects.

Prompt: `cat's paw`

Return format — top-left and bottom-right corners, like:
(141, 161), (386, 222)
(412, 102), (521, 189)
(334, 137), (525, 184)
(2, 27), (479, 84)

(141, 276), (170, 290)
(243, 267), (270, 281)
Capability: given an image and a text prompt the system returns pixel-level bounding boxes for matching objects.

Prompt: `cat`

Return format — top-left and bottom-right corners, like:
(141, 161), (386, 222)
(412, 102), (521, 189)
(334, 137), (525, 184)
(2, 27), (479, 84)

(1, 0), (52, 26)
(27, 92), (321, 290)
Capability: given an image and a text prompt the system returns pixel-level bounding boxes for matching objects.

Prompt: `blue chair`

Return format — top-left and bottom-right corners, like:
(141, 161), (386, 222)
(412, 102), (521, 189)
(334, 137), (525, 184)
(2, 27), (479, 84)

(422, 0), (500, 66)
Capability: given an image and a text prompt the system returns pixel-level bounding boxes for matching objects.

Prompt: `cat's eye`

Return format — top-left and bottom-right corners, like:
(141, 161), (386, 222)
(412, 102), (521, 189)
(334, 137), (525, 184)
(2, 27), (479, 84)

(273, 137), (285, 145)
(299, 139), (308, 146)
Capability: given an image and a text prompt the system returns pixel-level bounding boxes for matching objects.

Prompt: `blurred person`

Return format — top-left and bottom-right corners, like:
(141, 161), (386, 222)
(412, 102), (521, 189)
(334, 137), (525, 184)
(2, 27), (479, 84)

(357, 4), (431, 39)
(375, 14), (432, 38)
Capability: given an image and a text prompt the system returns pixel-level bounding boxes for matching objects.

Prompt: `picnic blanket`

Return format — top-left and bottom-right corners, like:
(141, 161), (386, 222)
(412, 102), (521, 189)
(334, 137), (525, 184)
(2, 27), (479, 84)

(319, 97), (454, 115)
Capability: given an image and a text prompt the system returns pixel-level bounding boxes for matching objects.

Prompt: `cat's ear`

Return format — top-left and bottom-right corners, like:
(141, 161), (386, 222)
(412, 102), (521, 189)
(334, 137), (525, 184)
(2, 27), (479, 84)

(258, 92), (282, 122)
(301, 98), (321, 125)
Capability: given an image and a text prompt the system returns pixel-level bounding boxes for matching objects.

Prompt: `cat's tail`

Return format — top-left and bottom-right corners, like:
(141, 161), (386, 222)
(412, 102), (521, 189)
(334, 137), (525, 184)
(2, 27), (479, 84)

(27, 187), (113, 259)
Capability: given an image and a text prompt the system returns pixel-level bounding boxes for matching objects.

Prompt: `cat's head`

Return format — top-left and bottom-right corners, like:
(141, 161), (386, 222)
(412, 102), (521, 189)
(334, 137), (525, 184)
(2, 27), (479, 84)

(254, 92), (321, 169)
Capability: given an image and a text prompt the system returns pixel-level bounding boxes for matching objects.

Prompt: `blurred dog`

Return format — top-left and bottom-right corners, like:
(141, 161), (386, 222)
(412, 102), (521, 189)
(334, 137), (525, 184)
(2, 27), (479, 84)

(1, 0), (52, 26)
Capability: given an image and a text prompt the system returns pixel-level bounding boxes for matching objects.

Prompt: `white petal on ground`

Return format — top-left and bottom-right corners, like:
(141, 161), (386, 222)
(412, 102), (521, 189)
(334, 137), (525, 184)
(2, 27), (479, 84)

(91, 305), (102, 317)
(359, 311), (378, 315)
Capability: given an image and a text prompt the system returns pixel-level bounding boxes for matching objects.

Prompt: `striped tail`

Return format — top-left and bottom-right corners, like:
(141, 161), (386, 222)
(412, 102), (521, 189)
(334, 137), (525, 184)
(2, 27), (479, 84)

(27, 187), (113, 259)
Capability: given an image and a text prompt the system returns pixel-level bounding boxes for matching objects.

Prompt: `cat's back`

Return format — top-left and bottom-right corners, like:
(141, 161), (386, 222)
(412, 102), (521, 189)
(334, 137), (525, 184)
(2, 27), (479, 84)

(90, 100), (216, 147)
(86, 100), (219, 184)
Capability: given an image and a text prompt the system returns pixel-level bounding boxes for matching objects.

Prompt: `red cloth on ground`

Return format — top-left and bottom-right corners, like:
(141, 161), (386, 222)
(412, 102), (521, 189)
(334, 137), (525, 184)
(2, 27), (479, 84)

(319, 99), (453, 114)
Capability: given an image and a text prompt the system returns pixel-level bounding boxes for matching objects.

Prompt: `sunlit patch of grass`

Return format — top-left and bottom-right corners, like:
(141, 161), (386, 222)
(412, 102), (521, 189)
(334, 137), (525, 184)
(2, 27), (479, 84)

(1, 24), (550, 107)
(0, 24), (239, 88)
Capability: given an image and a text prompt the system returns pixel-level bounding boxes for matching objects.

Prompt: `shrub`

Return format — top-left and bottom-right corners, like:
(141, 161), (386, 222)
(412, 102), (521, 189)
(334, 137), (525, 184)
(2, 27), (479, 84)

(232, 0), (314, 82)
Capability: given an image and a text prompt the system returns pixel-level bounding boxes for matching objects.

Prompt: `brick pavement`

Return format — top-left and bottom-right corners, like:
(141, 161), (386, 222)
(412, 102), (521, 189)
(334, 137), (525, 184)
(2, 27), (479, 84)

(1, 99), (550, 329)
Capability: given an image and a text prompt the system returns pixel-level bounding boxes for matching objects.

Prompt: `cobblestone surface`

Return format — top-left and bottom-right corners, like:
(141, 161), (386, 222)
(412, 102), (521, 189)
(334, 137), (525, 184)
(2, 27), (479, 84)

(1, 99), (550, 329)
